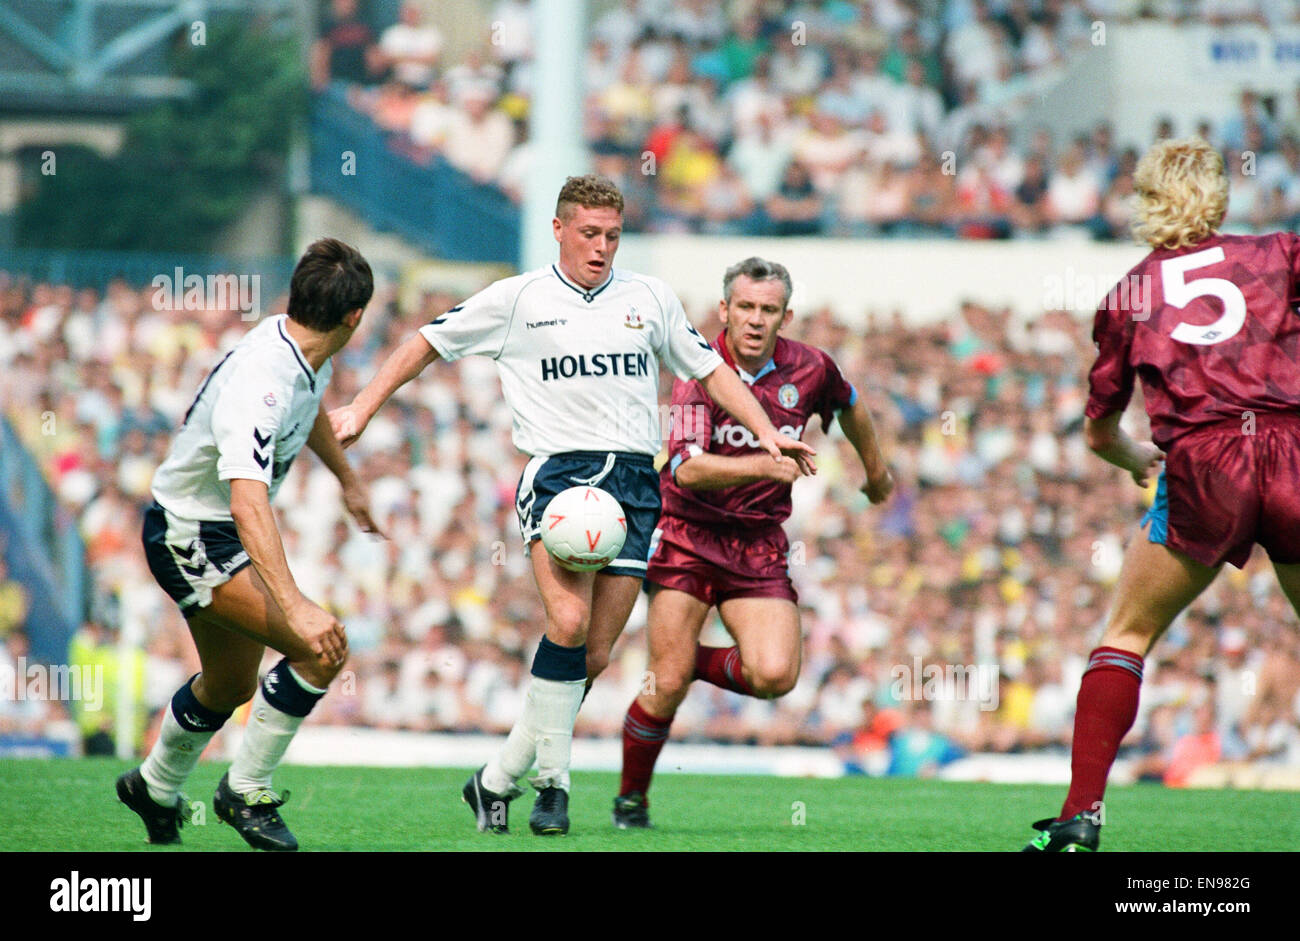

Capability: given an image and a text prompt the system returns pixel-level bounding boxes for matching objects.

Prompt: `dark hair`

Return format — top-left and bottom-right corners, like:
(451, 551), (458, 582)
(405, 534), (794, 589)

(287, 238), (374, 331)
(723, 256), (793, 308)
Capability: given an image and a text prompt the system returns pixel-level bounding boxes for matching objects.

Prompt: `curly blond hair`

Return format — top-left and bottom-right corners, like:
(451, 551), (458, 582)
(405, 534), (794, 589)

(555, 174), (624, 220)
(1131, 138), (1228, 250)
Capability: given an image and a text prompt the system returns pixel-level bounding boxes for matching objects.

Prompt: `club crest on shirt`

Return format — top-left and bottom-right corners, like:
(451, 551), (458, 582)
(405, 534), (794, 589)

(263, 393), (277, 407)
(624, 306), (645, 329)
(778, 383), (799, 408)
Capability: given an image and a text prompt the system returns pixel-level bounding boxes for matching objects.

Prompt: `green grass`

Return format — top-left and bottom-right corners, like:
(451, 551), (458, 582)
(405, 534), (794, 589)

(2, 758), (1296, 851)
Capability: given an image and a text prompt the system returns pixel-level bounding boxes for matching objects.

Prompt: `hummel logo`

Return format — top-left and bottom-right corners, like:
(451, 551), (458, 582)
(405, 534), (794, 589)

(174, 540), (207, 577)
(253, 428), (272, 469)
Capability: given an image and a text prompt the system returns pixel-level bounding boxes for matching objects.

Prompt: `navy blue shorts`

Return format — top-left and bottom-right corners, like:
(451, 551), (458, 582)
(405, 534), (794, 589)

(515, 451), (661, 578)
(142, 502), (251, 615)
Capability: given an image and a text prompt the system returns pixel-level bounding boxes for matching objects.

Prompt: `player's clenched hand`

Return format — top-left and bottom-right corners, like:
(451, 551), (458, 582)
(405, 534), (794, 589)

(766, 456), (802, 484)
(763, 432), (817, 475)
(291, 600), (348, 668)
(342, 479), (386, 538)
(329, 403), (367, 449)
(1129, 442), (1165, 488)
(861, 468), (894, 505)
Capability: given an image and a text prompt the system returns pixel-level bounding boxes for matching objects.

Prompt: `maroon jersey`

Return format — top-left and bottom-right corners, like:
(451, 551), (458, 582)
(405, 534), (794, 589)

(662, 334), (856, 529)
(1087, 231), (1300, 448)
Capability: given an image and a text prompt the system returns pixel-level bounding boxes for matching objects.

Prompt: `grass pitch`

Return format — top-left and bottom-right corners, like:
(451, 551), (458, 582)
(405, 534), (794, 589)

(2, 758), (1295, 852)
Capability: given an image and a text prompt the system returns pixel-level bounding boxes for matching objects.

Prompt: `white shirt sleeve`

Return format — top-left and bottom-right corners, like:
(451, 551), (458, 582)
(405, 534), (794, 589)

(418, 277), (516, 362)
(212, 358), (291, 485)
(657, 284), (723, 381)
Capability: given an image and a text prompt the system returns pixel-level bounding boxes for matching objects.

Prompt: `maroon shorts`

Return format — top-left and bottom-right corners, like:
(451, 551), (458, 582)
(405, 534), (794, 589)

(1147, 413), (1300, 569)
(646, 514), (798, 606)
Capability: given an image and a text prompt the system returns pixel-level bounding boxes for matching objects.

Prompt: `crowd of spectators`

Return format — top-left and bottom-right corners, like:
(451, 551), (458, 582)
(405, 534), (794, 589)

(316, 0), (1300, 241)
(3, 266), (1299, 782)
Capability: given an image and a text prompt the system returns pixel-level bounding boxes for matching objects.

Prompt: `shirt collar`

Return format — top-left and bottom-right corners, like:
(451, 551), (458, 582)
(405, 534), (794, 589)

(715, 333), (781, 385)
(551, 264), (614, 302)
(277, 315), (317, 392)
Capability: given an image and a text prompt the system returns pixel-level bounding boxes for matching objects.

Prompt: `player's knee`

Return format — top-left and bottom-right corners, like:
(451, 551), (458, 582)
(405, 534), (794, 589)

(749, 662), (798, 698)
(546, 606), (589, 647)
(645, 662), (692, 707)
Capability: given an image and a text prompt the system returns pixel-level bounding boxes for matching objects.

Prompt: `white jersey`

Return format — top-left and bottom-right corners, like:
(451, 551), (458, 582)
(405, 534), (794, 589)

(419, 264), (723, 457)
(151, 314), (331, 521)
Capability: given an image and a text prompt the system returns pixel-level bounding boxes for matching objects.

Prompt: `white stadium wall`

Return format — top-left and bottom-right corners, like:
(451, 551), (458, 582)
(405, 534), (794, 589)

(616, 234), (1149, 327)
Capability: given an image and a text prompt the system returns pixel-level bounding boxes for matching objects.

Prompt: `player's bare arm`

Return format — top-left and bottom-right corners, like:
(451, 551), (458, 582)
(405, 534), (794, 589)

(836, 398), (894, 504)
(330, 332), (441, 447)
(674, 451), (802, 490)
(306, 402), (384, 536)
(1084, 411), (1164, 487)
(699, 363), (817, 473)
(228, 477), (347, 667)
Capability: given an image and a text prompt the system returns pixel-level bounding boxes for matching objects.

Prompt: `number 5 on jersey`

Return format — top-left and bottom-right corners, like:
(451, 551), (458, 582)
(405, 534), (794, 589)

(1162, 247), (1246, 346)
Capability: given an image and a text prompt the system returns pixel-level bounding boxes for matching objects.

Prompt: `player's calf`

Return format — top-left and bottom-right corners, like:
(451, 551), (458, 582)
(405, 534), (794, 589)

(585, 646), (610, 682)
(190, 673), (258, 714)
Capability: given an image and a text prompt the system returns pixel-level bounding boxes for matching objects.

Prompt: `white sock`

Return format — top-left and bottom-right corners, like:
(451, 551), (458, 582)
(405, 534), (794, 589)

(140, 707), (215, 805)
(482, 720), (535, 794)
(227, 666), (324, 794)
(483, 676), (586, 793)
(527, 676), (586, 792)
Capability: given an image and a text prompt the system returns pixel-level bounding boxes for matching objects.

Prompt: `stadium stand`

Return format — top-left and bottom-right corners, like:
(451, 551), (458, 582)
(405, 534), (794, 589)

(317, 0), (1300, 243)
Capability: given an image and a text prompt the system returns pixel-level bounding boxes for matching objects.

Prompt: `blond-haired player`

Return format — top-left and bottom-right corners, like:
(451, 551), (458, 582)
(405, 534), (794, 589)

(1026, 138), (1300, 850)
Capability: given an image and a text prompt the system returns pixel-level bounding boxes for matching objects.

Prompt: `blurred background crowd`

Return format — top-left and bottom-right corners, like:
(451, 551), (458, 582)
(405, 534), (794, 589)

(3, 267), (1299, 780)
(325, 0), (1300, 238)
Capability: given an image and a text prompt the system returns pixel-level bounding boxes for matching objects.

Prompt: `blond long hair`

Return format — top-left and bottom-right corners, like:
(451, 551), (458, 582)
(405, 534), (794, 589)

(1131, 138), (1229, 250)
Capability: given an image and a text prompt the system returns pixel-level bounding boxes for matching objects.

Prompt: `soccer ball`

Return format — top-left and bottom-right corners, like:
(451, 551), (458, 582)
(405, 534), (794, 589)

(540, 486), (627, 572)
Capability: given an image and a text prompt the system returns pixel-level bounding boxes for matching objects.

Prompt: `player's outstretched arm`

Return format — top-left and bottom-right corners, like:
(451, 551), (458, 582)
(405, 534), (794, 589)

(675, 452), (802, 490)
(228, 477), (347, 665)
(1084, 411), (1165, 487)
(307, 403), (384, 536)
(837, 399), (894, 504)
(699, 365), (817, 474)
(330, 333), (441, 447)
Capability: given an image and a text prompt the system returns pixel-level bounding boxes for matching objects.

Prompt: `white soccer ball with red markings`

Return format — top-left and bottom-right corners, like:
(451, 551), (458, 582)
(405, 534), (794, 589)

(540, 486), (627, 572)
